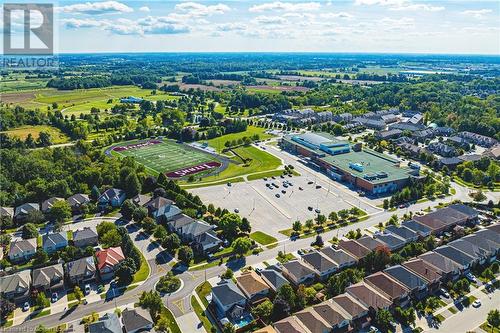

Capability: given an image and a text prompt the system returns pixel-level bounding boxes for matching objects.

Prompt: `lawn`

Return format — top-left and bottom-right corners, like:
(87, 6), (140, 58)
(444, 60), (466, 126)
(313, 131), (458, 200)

(1, 125), (70, 144)
(158, 306), (181, 333)
(191, 296), (214, 333)
(250, 231), (278, 247)
(131, 250), (150, 284)
(481, 322), (500, 333)
(195, 282), (212, 307)
(203, 126), (274, 153)
(111, 139), (219, 176)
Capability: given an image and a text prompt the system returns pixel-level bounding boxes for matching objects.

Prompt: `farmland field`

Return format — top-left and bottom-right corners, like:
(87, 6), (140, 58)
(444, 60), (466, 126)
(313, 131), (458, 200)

(109, 139), (221, 176)
(0, 125), (70, 144)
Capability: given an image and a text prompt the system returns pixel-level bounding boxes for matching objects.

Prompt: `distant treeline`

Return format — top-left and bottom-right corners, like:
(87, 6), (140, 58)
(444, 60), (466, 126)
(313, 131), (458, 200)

(46, 74), (160, 90)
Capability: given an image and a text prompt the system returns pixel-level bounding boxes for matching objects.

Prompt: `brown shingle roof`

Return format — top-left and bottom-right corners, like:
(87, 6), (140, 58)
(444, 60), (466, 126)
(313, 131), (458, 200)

(346, 281), (392, 310)
(312, 300), (350, 328)
(331, 293), (367, 318)
(364, 272), (409, 301)
(235, 271), (269, 298)
(295, 309), (332, 333)
(338, 240), (370, 259)
(274, 316), (311, 333)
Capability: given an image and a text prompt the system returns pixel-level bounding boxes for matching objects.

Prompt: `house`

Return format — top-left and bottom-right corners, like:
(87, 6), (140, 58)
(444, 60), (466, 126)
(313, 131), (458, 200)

(355, 236), (387, 252)
(236, 270), (270, 302)
(65, 256), (96, 285)
(254, 326), (277, 333)
(320, 247), (357, 269)
(346, 281), (392, 311)
(427, 142), (456, 157)
(376, 129), (402, 140)
(144, 197), (179, 222)
(433, 246), (476, 271)
(41, 197), (64, 213)
(281, 260), (316, 286)
(132, 194), (152, 207)
(166, 214), (195, 234)
(447, 136), (470, 149)
(301, 251), (338, 280)
(89, 313), (122, 333)
(448, 239), (491, 265)
(352, 117), (386, 130)
(178, 220), (214, 242)
(458, 131), (497, 148)
(402, 220), (432, 237)
(384, 265), (428, 299)
(14, 203), (39, 222)
(98, 188), (126, 208)
(96, 247), (125, 280)
(389, 122), (425, 132)
(384, 225), (419, 243)
(122, 308), (154, 333)
(32, 263), (64, 292)
(42, 231), (68, 254)
(418, 251), (462, 281)
(484, 144), (500, 160)
(413, 204), (478, 235)
(474, 229), (500, 246)
(73, 227), (98, 248)
(211, 280), (247, 319)
(8, 238), (37, 263)
(438, 157), (463, 169)
(294, 308), (332, 333)
(194, 231), (222, 254)
(364, 272), (410, 307)
(373, 232), (406, 251)
(66, 193), (90, 211)
(333, 113), (353, 123)
(403, 258), (443, 292)
(461, 234), (499, 262)
(312, 300), (351, 330)
(274, 316), (312, 333)
(435, 126), (454, 137)
(458, 154), (482, 163)
(259, 269), (289, 292)
(331, 293), (369, 321)
(0, 207), (14, 221)
(0, 270), (31, 303)
(413, 129), (436, 141)
(338, 239), (371, 260)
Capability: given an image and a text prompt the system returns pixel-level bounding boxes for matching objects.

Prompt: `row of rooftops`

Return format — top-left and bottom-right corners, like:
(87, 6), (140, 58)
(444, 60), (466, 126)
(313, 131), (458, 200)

(266, 222), (499, 333)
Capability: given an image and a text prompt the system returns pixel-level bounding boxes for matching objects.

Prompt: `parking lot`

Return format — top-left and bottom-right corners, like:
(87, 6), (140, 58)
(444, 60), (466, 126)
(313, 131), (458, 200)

(192, 174), (377, 240)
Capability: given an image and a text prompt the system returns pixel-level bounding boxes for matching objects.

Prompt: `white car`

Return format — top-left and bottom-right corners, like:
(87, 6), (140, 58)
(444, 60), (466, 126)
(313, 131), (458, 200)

(440, 288), (450, 298)
(84, 284), (91, 295)
(466, 273), (477, 283)
(472, 300), (481, 308)
(22, 302), (30, 312)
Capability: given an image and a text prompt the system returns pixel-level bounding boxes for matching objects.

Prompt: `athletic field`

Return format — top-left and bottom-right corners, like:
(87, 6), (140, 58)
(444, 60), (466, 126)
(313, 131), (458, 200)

(110, 139), (220, 176)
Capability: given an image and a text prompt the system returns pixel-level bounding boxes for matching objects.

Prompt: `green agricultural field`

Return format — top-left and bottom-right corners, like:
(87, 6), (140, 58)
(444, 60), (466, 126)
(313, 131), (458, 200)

(111, 139), (219, 176)
(202, 126), (274, 152)
(1, 125), (70, 144)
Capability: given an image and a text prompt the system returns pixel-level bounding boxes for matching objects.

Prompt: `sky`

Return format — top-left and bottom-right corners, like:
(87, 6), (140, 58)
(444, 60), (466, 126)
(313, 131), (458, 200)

(2, 0), (500, 54)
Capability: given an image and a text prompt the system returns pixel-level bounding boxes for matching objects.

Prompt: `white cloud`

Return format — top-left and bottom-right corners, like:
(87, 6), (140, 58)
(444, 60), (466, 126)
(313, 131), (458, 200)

(216, 23), (247, 32)
(174, 2), (230, 17)
(461, 9), (492, 19)
(390, 4), (444, 12)
(62, 18), (103, 28)
(354, 0), (407, 6)
(57, 1), (133, 15)
(320, 12), (354, 19)
(355, 0), (443, 11)
(139, 6), (150, 12)
(380, 17), (414, 30)
(249, 1), (321, 12)
(253, 15), (288, 24)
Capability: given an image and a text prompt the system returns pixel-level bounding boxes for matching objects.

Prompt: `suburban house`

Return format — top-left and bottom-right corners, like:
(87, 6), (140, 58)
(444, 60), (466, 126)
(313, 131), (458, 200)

(346, 281), (392, 311)
(274, 316), (311, 333)
(448, 239), (491, 265)
(0, 207), (14, 221)
(96, 246), (125, 280)
(281, 260), (316, 286)
(32, 263), (65, 292)
(460, 234), (499, 262)
(355, 236), (387, 252)
(211, 280), (248, 319)
(166, 214), (195, 234)
(259, 268), (289, 293)
(338, 239), (371, 260)
(418, 251), (462, 281)
(73, 227), (99, 248)
(193, 230), (222, 254)
(373, 232), (406, 251)
(301, 251), (339, 280)
(132, 194), (152, 207)
(403, 258), (443, 292)
(294, 308), (332, 333)
(98, 188), (126, 208)
(364, 272), (410, 307)
(236, 270), (270, 302)
(89, 313), (122, 333)
(254, 326), (277, 333)
(144, 196), (179, 222)
(42, 231), (68, 254)
(65, 256), (97, 285)
(178, 220), (214, 242)
(413, 204), (478, 235)
(311, 300), (352, 331)
(384, 265), (428, 299)
(384, 225), (419, 243)
(14, 203), (39, 222)
(122, 308), (154, 333)
(320, 247), (357, 269)
(8, 238), (37, 263)
(0, 270), (31, 303)
(402, 220), (432, 238)
(169, 218), (221, 254)
(41, 197), (64, 213)
(331, 293), (369, 322)
(433, 246), (476, 271)
(66, 193), (90, 212)
(474, 229), (500, 247)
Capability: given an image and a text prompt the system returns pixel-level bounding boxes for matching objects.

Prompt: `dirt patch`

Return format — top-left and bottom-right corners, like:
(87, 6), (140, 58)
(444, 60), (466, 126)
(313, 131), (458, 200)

(207, 80), (241, 86)
(247, 85), (310, 92)
(1, 91), (36, 104)
(276, 75), (324, 82)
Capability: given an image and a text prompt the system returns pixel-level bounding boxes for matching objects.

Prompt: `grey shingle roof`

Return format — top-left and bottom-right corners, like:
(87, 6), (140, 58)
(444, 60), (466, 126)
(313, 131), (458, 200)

(41, 197), (64, 212)
(385, 225), (418, 241)
(145, 196), (173, 210)
(384, 265), (427, 290)
(301, 251), (338, 273)
(73, 227), (98, 242)
(402, 220), (432, 235)
(320, 247), (357, 266)
(14, 203), (39, 217)
(282, 260), (315, 281)
(211, 280), (246, 306)
(374, 232), (406, 249)
(89, 313), (122, 333)
(260, 269), (289, 292)
(9, 238), (37, 257)
(0, 207), (14, 219)
(66, 256), (96, 277)
(0, 270), (31, 293)
(32, 263), (64, 287)
(168, 214), (195, 229)
(356, 236), (386, 251)
(122, 308), (153, 333)
(42, 232), (68, 248)
(66, 193), (90, 207)
(434, 246), (476, 267)
(180, 220), (213, 237)
(99, 188), (125, 202)
(418, 251), (461, 274)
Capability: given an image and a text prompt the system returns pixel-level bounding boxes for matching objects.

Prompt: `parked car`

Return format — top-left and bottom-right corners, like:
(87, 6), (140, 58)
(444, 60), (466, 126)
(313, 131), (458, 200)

(440, 288), (450, 298)
(299, 187), (303, 190)
(307, 181), (314, 184)
(281, 190), (286, 194)
(308, 206), (313, 211)
(263, 178), (268, 181)
(315, 185), (322, 189)
(234, 208), (239, 213)
(275, 193), (280, 198)
(315, 208), (321, 214)
(466, 273), (477, 283)
(51, 292), (58, 303)
(472, 300), (481, 308)
(227, 182), (232, 187)
(272, 176), (276, 180)
(23, 302), (30, 312)
(297, 249), (304, 255)
(84, 284), (91, 295)
(369, 326), (380, 333)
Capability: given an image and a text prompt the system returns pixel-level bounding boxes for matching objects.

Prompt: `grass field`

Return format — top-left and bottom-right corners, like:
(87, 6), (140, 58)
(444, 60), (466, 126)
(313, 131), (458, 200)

(250, 231), (278, 246)
(0, 125), (70, 144)
(111, 139), (218, 176)
(203, 126), (274, 152)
